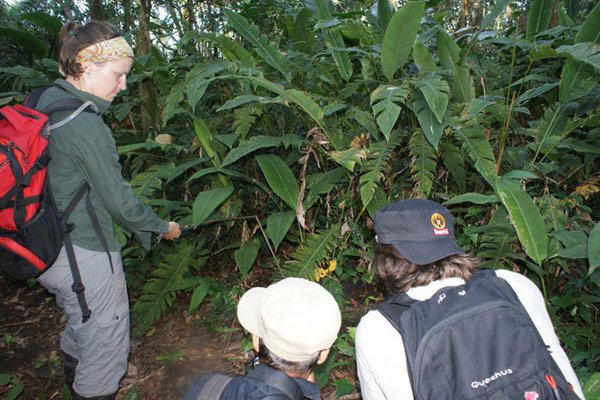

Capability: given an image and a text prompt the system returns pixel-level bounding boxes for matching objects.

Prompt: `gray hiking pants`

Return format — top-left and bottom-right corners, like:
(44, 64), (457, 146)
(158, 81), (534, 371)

(38, 245), (129, 397)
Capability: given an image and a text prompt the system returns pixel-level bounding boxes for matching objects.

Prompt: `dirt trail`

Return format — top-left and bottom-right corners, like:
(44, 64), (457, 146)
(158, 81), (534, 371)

(0, 277), (246, 399)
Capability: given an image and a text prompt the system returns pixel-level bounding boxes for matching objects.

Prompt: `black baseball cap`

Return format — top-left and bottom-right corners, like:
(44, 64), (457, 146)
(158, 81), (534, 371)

(374, 199), (465, 265)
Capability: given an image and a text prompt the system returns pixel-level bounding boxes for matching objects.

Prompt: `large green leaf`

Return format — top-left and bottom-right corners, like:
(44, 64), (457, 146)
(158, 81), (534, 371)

(436, 30), (474, 103)
(192, 186), (234, 227)
(446, 193), (499, 206)
(526, 0), (553, 41)
(556, 43), (600, 73)
(409, 91), (443, 149)
(0, 28), (48, 59)
(250, 77), (324, 126)
(187, 32), (256, 67)
(193, 116), (222, 169)
(559, 2), (600, 102)
(381, 1), (425, 81)
(188, 277), (211, 314)
(20, 12), (62, 36)
(162, 81), (185, 126)
(186, 62), (224, 112)
(256, 154), (300, 210)
(267, 211), (296, 251)
(234, 237), (261, 277)
(574, 1), (600, 43)
(312, 0), (353, 81)
(495, 177), (548, 266)
(376, 0), (394, 36)
(221, 134), (304, 167)
(285, 8), (316, 54)
(583, 372), (600, 399)
(370, 84), (409, 141)
(412, 40), (437, 75)
(440, 141), (466, 193)
(589, 223), (600, 275)
(456, 124), (497, 189)
(225, 10), (291, 80)
(415, 74), (450, 123)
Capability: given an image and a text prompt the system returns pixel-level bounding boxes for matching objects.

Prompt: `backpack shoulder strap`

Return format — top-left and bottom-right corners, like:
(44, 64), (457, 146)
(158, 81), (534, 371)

(195, 373), (233, 400)
(23, 86), (100, 129)
(247, 365), (304, 400)
(377, 291), (417, 333)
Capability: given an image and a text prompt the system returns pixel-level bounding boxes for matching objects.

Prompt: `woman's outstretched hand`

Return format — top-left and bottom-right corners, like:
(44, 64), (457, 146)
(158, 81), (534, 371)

(163, 221), (181, 240)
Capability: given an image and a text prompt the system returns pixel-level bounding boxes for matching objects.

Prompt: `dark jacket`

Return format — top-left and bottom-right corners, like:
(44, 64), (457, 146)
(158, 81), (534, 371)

(183, 364), (321, 400)
(36, 79), (169, 252)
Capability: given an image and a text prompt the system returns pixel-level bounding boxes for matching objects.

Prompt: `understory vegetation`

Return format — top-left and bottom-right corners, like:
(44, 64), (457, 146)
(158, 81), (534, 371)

(1, 0), (599, 397)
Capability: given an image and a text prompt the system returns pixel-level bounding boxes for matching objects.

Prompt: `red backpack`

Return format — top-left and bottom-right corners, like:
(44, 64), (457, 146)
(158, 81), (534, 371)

(0, 87), (104, 322)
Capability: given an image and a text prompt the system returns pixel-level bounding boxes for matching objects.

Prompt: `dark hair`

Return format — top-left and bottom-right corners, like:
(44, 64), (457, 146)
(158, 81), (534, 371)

(375, 244), (480, 294)
(256, 339), (321, 377)
(59, 20), (121, 78)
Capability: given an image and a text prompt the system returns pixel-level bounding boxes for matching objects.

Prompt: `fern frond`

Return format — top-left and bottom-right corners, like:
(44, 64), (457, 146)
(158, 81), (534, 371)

(283, 224), (341, 280)
(132, 244), (195, 335)
(130, 163), (172, 198)
(233, 105), (264, 140)
(359, 131), (401, 209)
(455, 123), (497, 190)
(409, 129), (437, 198)
(574, 173), (600, 200)
(476, 208), (517, 270)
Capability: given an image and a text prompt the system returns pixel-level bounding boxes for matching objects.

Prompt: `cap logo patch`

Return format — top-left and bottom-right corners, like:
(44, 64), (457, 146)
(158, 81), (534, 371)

(431, 213), (449, 236)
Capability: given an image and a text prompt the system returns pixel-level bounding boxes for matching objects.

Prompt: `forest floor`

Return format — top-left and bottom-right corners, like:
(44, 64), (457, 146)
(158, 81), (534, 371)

(0, 273), (367, 400)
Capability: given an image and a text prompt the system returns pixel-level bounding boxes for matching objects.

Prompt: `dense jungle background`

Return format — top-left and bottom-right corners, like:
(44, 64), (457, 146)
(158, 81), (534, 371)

(1, 0), (600, 398)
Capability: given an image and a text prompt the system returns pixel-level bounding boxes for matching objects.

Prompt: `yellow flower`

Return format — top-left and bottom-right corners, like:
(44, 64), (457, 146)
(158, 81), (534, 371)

(327, 259), (337, 273)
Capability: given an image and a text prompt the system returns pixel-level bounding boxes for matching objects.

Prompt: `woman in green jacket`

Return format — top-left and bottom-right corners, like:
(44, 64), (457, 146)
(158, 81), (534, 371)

(36, 20), (180, 400)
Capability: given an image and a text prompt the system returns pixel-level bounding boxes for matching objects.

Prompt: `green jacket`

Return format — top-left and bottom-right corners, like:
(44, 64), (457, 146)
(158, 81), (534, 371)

(37, 79), (169, 252)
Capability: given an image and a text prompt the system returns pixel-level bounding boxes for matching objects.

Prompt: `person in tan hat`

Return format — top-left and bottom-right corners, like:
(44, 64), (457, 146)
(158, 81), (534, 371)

(356, 199), (583, 400)
(184, 277), (342, 400)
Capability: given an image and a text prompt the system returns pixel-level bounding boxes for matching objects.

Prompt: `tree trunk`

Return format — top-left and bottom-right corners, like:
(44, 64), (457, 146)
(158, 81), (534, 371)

(136, 0), (158, 133)
(121, 0), (133, 34)
(185, 0), (197, 32)
(457, 0), (470, 29)
(88, 0), (106, 20)
(166, 0), (184, 39)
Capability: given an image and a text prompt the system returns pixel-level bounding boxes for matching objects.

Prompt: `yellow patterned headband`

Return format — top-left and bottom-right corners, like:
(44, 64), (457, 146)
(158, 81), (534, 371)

(75, 36), (134, 64)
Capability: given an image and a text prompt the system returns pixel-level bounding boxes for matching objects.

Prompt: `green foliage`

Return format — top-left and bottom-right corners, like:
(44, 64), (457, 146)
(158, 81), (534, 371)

(132, 244), (196, 334)
(526, 0), (554, 40)
(311, 0), (353, 81)
(224, 10), (290, 80)
(380, 1), (425, 81)
(4, 0), (599, 386)
(495, 177), (549, 266)
(0, 373), (23, 400)
(370, 84), (409, 140)
(283, 224), (341, 280)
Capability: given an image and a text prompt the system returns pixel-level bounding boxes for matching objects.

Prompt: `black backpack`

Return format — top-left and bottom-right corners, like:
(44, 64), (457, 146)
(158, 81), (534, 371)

(377, 270), (581, 400)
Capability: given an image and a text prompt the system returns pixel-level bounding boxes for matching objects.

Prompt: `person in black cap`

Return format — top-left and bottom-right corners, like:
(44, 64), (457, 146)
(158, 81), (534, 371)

(355, 199), (584, 400)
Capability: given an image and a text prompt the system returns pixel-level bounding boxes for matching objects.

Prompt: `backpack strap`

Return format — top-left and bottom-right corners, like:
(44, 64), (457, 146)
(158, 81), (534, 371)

(59, 183), (93, 323)
(247, 364), (304, 400)
(195, 373), (233, 400)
